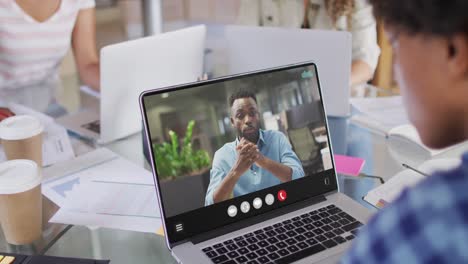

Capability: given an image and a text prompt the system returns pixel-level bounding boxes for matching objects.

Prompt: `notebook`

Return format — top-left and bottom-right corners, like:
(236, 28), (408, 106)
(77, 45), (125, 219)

(333, 155), (366, 177)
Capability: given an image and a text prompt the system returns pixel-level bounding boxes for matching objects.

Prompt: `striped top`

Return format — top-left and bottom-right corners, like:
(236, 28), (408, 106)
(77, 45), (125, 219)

(0, 0), (95, 91)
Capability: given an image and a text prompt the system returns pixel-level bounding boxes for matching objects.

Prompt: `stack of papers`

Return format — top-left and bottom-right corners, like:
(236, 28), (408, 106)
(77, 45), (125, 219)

(42, 148), (163, 234)
(0, 103), (75, 167)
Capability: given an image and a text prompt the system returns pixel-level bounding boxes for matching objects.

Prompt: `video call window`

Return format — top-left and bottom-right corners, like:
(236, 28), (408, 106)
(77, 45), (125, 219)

(144, 65), (331, 217)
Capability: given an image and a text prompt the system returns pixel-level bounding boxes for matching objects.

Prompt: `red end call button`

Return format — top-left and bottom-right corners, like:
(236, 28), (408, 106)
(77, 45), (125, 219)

(277, 190), (287, 202)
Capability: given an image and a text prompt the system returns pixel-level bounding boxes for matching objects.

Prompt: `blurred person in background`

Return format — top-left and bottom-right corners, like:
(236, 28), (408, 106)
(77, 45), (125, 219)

(238, 0), (380, 90)
(0, 0), (99, 120)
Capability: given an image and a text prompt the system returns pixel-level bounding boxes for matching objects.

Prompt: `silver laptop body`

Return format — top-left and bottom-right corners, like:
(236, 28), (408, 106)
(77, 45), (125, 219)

(140, 62), (372, 264)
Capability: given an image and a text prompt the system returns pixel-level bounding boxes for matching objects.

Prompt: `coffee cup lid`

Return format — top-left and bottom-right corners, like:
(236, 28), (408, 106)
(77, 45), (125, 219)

(0, 115), (44, 140)
(0, 160), (41, 194)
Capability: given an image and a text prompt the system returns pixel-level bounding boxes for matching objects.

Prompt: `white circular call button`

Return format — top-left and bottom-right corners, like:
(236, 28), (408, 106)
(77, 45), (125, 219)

(265, 194), (274, 205)
(253, 198), (262, 209)
(240, 201), (251, 213)
(227, 205), (238, 217)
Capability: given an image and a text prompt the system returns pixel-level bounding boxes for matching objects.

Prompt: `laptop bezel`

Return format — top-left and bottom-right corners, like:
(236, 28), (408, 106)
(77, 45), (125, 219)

(139, 61), (339, 249)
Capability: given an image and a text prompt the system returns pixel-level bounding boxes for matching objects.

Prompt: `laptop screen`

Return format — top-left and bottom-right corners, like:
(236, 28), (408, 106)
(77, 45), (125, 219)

(141, 62), (337, 244)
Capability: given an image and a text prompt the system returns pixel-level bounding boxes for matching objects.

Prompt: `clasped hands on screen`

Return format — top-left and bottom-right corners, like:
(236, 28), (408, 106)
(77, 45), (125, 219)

(234, 138), (265, 175)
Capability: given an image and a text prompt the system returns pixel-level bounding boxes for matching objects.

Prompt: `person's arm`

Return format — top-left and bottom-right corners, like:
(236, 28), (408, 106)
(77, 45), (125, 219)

(206, 148), (235, 206)
(256, 132), (305, 182)
(350, 59), (374, 86)
(212, 169), (245, 203)
(256, 155), (293, 182)
(212, 142), (258, 203)
(72, 7), (100, 91)
(205, 167), (224, 206)
(349, 0), (381, 86)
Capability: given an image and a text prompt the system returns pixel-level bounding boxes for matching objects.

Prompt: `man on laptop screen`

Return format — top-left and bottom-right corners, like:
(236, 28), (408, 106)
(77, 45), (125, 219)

(205, 90), (305, 205)
(144, 65), (329, 217)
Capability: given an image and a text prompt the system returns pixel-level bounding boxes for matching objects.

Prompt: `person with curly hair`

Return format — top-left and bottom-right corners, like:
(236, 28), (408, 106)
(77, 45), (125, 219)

(237, 0), (380, 87)
(341, 0), (468, 263)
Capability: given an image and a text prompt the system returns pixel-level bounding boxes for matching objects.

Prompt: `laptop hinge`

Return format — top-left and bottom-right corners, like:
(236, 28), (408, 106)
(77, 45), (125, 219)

(190, 194), (327, 245)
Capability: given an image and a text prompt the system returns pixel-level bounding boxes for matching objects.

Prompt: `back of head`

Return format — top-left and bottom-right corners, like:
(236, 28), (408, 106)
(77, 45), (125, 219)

(369, 0), (468, 149)
(370, 0), (468, 37)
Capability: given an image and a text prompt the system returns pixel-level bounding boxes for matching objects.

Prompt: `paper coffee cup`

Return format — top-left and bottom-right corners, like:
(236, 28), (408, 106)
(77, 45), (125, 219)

(0, 160), (42, 245)
(0, 115), (44, 166)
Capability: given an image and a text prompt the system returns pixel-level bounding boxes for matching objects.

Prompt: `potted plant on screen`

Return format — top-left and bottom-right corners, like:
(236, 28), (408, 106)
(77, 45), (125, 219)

(152, 120), (212, 215)
(152, 120), (211, 181)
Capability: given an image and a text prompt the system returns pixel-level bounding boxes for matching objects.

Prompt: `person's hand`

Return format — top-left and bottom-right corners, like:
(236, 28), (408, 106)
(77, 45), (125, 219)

(233, 138), (260, 175)
(0, 108), (14, 122)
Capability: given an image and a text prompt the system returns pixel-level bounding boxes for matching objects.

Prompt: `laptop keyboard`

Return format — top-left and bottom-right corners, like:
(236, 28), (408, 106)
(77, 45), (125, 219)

(81, 120), (101, 134)
(201, 205), (362, 264)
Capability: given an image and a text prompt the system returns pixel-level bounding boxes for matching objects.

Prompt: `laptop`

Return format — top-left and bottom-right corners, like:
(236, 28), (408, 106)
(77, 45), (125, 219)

(225, 26), (351, 117)
(57, 25), (206, 144)
(140, 62), (371, 264)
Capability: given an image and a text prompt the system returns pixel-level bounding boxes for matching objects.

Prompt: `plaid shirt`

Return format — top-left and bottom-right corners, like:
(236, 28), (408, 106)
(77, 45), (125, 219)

(341, 152), (468, 264)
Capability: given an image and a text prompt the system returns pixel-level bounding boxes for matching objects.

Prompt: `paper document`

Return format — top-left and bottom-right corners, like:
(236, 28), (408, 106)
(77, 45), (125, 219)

(42, 148), (117, 206)
(364, 158), (461, 209)
(42, 148), (154, 206)
(50, 210), (161, 234)
(351, 95), (403, 112)
(41, 125), (75, 166)
(43, 148), (162, 234)
(63, 181), (159, 218)
(350, 96), (409, 133)
(50, 181), (162, 234)
(51, 180), (161, 233)
(0, 103), (74, 167)
(364, 169), (425, 209)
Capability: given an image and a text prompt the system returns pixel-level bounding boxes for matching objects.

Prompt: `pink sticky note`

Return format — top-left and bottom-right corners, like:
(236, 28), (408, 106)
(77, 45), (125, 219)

(333, 154), (366, 176)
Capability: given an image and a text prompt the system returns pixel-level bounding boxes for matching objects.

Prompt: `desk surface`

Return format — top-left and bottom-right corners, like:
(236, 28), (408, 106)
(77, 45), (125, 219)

(32, 102), (467, 264)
